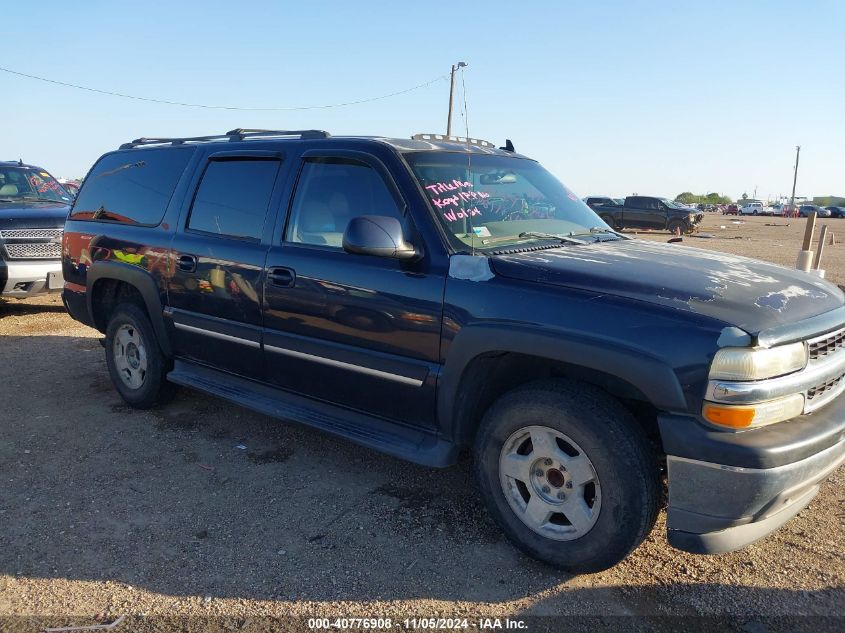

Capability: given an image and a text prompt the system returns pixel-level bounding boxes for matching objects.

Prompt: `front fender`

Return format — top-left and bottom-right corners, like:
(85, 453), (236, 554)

(438, 323), (688, 439)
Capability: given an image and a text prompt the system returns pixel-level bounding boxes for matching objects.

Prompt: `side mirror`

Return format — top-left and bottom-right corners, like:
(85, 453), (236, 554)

(342, 215), (420, 261)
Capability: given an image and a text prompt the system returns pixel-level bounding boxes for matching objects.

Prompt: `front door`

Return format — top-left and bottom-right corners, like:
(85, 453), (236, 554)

(167, 151), (284, 379)
(262, 151), (444, 427)
(623, 197), (663, 229)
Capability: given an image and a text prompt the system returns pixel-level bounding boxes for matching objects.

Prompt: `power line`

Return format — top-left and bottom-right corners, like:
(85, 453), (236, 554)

(0, 65), (449, 111)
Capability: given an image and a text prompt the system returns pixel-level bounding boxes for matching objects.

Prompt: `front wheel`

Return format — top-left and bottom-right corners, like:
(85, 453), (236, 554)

(474, 379), (660, 573)
(667, 219), (688, 235)
(104, 303), (173, 409)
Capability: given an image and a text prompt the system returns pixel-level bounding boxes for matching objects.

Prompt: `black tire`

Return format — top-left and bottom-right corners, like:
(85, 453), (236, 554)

(667, 219), (686, 235)
(104, 302), (173, 409)
(599, 215), (614, 228)
(474, 379), (660, 573)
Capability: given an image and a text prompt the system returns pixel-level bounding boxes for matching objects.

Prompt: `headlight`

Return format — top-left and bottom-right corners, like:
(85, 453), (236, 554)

(709, 342), (807, 381)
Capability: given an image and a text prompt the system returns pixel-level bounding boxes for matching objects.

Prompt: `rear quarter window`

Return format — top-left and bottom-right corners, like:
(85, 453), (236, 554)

(70, 148), (193, 225)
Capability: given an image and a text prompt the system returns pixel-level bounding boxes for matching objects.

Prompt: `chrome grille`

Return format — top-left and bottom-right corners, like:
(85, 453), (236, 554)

(809, 327), (845, 361)
(0, 228), (63, 240)
(807, 372), (845, 401)
(3, 242), (62, 259)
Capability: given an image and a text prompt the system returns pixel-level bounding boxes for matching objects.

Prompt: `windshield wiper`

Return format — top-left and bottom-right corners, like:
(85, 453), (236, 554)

(516, 231), (587, 245)
(21, 195), (65, 203)
(568, 227), (629, 241)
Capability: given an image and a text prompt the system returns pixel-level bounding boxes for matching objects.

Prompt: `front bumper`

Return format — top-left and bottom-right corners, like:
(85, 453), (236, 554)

(0, 259), (64, 296)
(661, 391), (845, 554)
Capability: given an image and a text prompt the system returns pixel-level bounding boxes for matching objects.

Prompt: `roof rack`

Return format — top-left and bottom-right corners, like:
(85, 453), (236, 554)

(411, 133), (495, 148)
(119, 128), (330, 149)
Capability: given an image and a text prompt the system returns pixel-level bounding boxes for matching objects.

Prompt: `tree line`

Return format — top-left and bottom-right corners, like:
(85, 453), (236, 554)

(674, 192), (733, 205)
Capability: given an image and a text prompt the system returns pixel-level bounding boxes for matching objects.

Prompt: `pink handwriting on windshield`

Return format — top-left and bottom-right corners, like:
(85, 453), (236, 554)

(442, 207), (482, 222)
(430, 190), (491, 209)
(425, 179), (472, 195)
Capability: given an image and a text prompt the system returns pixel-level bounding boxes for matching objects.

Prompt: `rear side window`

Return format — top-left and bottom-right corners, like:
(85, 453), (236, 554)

(70, 148), (192, 225)
(187, 159), (279, 240)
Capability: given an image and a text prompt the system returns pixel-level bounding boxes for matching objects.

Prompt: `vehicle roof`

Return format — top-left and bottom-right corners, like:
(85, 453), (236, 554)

(0, 160), (46, 170)
(115, 129), (531, 160)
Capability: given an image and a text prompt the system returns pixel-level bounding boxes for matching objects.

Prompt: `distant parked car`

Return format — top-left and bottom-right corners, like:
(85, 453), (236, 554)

(596, 196), (703, 233)
(725, 204), (739, 215)
(739, 202), (764, 215)
(58, 179), (81, 199)
(799, 205), (831, 218)
(825, 206), (845, 218)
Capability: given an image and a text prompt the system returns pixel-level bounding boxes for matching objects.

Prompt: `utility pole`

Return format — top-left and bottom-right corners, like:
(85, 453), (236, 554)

(789, 145), (801, 215)
(446, 62), (467, 136)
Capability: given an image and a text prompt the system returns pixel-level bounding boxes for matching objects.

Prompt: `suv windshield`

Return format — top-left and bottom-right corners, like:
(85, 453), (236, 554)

(0, 165), (70, 203)
(404, 152), (609, 251)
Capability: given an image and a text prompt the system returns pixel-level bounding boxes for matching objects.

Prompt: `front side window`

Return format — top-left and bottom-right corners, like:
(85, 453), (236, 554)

(285, 158), (402, 248)
(660, 198), (687, 210)
(0, 165), (72, 204)
(405, 152), (608, 251)
(188, 159), (279, 240)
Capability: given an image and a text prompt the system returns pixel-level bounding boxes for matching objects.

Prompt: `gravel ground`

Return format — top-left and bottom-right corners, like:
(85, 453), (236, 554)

(1, 219), (843, 631)
(635, 213), (844, 286)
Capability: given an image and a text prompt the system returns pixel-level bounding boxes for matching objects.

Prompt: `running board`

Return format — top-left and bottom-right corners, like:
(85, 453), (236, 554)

(167, 360), (458, 468)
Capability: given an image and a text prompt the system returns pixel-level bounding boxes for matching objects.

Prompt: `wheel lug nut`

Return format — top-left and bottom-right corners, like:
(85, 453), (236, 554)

(543, 458), (552, 466)
(565, 481), (573, 489)
(542, 486), (550, 494)
(557, 491), (566, 500)
(535, 470), (544, 477)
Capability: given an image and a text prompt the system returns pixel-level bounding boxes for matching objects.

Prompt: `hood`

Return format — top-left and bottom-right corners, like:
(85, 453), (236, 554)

(490, 239), (844, 335)
(0, 200), (69, 229)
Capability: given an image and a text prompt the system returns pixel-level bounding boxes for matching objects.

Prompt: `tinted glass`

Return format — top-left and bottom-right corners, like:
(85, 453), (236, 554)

(71, 148), (192, 224)
(286, 158), (402, 248)
(188, 159), (279, 240)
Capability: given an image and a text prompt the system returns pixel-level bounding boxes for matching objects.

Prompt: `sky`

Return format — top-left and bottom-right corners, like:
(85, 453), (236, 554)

(2, 0), (843, 201)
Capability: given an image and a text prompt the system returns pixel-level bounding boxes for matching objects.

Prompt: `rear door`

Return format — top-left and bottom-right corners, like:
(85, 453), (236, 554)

(261, 148), (444, 427)
(166, 149), (285, 379)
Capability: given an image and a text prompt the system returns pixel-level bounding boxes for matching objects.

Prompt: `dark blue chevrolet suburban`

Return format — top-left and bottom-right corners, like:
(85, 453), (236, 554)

(61, 129), (845, 572)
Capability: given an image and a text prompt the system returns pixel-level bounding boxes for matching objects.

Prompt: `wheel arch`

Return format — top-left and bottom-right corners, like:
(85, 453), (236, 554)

(87, 261), (172, 356)
(439, 325), (686, 447)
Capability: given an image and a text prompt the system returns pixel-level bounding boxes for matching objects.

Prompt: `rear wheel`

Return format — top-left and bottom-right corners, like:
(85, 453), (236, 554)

(104, 303), (173, 409)
(474, 379), (660, 573)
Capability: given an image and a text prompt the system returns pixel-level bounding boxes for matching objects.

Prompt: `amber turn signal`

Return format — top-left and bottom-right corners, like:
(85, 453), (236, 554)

(702, 394), (805, 431)
(702, 403), (756, 428)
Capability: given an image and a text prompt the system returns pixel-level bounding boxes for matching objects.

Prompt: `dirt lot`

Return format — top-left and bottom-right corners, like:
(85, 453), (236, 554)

(1, 217), (843, 631)
(636, 213), (844, 286)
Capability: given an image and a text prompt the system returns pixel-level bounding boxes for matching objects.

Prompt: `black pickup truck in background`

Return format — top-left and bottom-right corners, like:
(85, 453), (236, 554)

(596, 196), (703, 233)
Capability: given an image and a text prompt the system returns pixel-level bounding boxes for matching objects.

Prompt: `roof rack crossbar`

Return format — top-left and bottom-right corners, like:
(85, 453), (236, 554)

(411, 133), (496, 148)
(119, 129), (330, 149)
